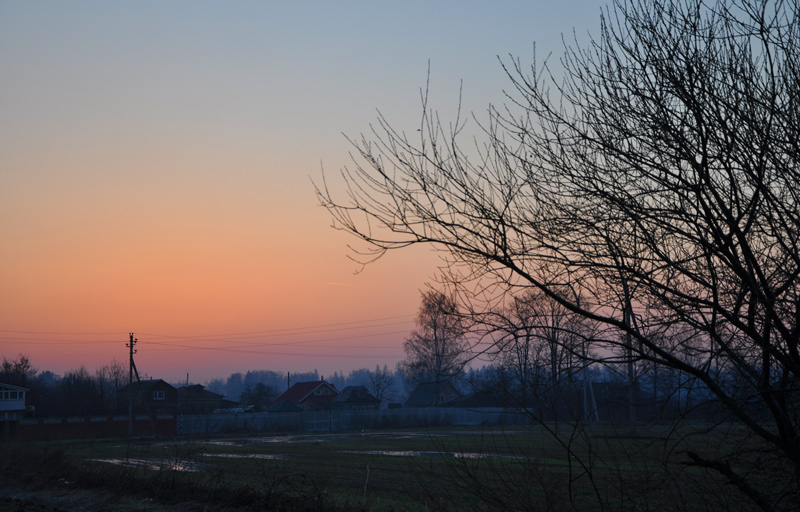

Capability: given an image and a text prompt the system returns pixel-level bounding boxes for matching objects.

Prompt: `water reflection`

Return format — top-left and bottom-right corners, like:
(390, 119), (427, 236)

(90, 458), (201, 472)
(341, 450), (510, 459)
(203, 453), (286, 460)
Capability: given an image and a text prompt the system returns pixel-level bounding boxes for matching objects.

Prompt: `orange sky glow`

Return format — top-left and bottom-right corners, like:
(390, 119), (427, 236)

(1, 1), (603, 383)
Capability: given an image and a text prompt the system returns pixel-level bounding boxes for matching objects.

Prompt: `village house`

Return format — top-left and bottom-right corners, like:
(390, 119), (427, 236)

(177, 384), (238, 414)
(331, 385), (381, 411)
(118, 379), (178, 415)
(404, 381), (461, 408)
(0, 383), (29, 420)
(272, 380), (338, 411)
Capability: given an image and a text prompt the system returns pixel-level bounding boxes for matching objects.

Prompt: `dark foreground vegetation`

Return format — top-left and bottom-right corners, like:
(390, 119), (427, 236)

(0, 425), (784, 511)
(316, 0), (800, 509)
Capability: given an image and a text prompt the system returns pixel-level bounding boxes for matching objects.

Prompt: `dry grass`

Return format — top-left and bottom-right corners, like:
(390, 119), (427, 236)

(0, 424), (777, 511)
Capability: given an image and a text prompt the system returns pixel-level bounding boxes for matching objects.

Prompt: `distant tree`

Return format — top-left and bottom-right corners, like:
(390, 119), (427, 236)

(318, 0), (800, 507)
(486, 289), (596, 407)
(287, 370), (320, 389)
(226, 372), (245, 401)
(58, 366), (102, 416)
(35, 370), (59, 388)
(243, 370), (284, 388)
(347, 368), (372, 387)
(208, 369), (322, 399)
(239, 382), (277, 410)
(27, 371), (59, 417)
(327, 371), (345, 389)
(96, 359), (127, 412)
(367, 364), (395, 405)
(403, 290), (470, 384)
(206, 378), (226, 396)
(1, 354), (38, 387)
(464, 365), (505, 394)
(393, 363), (414, 403)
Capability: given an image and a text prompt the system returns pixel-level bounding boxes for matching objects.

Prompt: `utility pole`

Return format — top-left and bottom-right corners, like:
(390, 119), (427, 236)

(127, 333), (137, 435)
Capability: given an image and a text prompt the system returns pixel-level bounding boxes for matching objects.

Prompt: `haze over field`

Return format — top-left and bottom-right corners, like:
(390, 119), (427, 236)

(1, 1), (604, 382)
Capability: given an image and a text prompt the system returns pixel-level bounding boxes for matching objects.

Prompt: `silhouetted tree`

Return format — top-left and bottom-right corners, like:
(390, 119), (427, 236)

(1, 354), (37, 387)
(487, 290), (595, 404)
(58, 366), (102, 416)
(239, 382), (277, 410)
(318, 0), (800, 508)
(226, 372), (245, 402)
(96, 359), (127, 412)
(403, 290), (470, 384)
(368, 364), (395, 405)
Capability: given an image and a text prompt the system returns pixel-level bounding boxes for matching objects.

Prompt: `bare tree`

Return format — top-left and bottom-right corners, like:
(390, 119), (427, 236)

(59, 366), (102, 416)
(493, 294), (548, 401)
(403, 290), (470, 384)
(96, 359), (127, 412)
(368, 364), (395, 405)
(318, 0), (800, 508)
(488, 289), (597, 414)
(1, 354), (38, 387)
(240, 382), (277, 410)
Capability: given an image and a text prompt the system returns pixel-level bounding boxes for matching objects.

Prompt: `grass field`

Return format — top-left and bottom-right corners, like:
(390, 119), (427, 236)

(0, 424), (779, 511)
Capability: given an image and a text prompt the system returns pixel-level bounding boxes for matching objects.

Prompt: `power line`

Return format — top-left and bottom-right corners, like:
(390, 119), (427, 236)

(0, 329), (121, 335)
(145, 329), (410, 351)
(1, 313), (415, 342)
(1, 314), (416, 365)
(139, 315), (414, 340)
(142, 341), (402, 358)
(143, 322), (408, 345)
(0, 337), (122, 344)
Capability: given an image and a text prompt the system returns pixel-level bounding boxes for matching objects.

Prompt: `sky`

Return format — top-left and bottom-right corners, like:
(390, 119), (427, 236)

(1, 1), (605, 383)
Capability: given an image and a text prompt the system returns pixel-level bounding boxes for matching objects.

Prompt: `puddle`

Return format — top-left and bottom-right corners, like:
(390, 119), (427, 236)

(152, 430), (528, 452)
(179, 436), (315, 447)
(341, 450), (509, 459)
(155, 430), (474, 450)
(90, 458), (201, 472)
(203, 453), (286, 460)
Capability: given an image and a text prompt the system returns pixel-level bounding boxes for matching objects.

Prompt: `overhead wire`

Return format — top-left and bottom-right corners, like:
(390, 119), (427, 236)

(0, 314), (416, 357)
(138, 314), (414, 340)
(139, 320), (413, 345)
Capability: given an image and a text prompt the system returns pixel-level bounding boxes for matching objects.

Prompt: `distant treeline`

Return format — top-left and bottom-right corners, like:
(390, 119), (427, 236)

(0, 355), (128, 417)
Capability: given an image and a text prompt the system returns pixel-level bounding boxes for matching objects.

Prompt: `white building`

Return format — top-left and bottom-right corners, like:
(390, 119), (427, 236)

(0, 383), (29, 420)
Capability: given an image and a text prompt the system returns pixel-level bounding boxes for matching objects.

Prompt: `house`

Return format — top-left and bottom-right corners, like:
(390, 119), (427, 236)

(267, 400), (303, 413)
(404, 381), (461, 408)
(177, 384), (238, 414)
(0, 383), (28, 420)
(331, 385), (381, 411)
(118, 379), (178, 415)
(272, 380), (338, 411)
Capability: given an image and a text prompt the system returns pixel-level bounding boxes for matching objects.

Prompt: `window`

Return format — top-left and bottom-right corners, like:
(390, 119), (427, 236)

(153, 391), (166, 400)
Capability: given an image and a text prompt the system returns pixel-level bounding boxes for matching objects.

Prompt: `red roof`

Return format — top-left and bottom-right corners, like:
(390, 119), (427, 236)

(274, 381), (338, 410)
